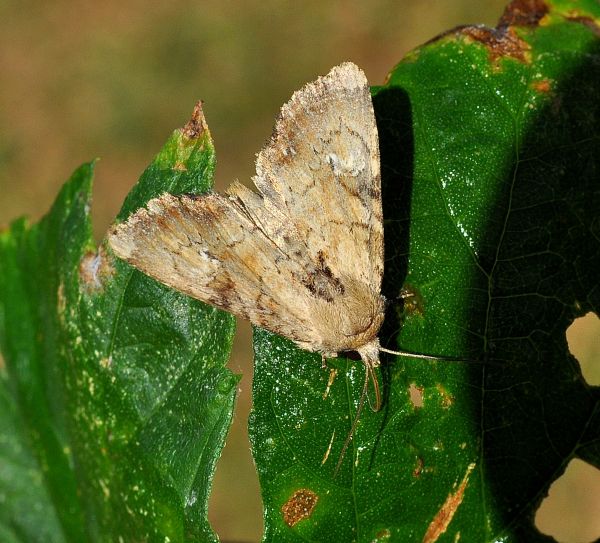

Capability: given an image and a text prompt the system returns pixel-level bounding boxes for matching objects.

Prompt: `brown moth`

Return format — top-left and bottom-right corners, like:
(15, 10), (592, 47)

(108, 62), (435, 472)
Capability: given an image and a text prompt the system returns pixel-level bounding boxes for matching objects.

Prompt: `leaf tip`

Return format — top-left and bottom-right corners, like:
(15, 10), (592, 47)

(498, 0), (549, 28)
(181, 100), (209, 140)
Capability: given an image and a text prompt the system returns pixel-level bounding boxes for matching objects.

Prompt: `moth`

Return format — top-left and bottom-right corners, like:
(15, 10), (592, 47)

(108, 62), (437, 472)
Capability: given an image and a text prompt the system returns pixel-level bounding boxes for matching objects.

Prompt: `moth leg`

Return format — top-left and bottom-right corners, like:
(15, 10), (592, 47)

(397, 286), (416, 301)
(365, 361), (381, 412)
(383, 287), (418, 310)
(320, 351), (338, 369)
(388, 285), (423, 317)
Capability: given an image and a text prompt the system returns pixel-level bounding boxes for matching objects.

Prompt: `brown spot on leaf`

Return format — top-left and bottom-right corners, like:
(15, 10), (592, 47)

(413, 456), (424, 478)
(531, 79), (553, 93)
(281, 488), (319, 527)
(321, 430), (335, 465)
(460, 25), (530, 63)
(436, 384), (454, 408)
(374, 528), (392, 541)
(449, 0), (549, 64)
(100, 356), (112, 369)
(172, 162), (188, 172)
(57, 282), (66, 314)
(422, 463), (476, 543)
(182, 101), (208, 139)
(566, 15), (600, 37)
(498, 0), (549, 28)
(428, 0), (548, 64)
(79, 247), (113, 293)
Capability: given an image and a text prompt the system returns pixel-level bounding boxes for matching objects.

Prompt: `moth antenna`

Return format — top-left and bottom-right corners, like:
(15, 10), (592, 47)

(379, 346), (449, 361)
(379, 347), (495, 366)
(333, 361), (371, 477)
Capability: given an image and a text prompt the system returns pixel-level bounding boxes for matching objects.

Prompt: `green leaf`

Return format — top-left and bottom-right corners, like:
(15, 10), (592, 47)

(249, 2), (600, 542)
(0, 362), (66, 543)
(0, 107), (237, 542)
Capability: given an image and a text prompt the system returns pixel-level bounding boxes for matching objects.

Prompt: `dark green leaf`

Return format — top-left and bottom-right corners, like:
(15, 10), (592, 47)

(0, 109), (237, 542)
(249, 2), (600, 541)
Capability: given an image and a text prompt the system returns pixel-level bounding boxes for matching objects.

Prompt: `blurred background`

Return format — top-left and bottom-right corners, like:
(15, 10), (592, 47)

(1, 1), (598, 541)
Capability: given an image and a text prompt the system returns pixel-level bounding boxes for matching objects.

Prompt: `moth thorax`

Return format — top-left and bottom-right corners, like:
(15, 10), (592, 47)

(312, 276), (385, 353)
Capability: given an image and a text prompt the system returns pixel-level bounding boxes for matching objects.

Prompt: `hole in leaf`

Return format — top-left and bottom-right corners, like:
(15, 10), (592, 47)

(409, 383), (424, 407)
(567, 312), (600, 385)
(535, 459), (600, 542)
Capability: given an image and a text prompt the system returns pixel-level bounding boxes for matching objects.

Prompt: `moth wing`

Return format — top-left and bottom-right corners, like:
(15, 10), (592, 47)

(254, 62), (383, 293)
(109, 62), (384, 353)
(108, 191), (317, 346)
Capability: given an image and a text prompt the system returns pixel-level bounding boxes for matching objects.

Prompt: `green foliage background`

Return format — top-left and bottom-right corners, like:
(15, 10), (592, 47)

(1, 1), (599, 542)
